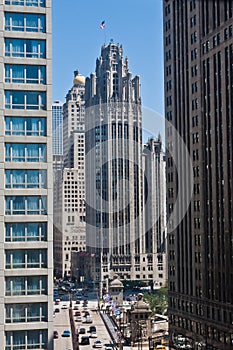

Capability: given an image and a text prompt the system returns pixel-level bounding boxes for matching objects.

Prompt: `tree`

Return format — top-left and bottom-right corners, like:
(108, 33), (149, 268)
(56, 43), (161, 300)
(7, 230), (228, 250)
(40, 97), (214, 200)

(143, 288), (168, 316)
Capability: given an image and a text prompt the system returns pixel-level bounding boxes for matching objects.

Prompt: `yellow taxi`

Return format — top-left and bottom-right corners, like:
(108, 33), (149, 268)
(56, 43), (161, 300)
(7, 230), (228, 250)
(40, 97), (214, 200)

(155, 345), (166, 350)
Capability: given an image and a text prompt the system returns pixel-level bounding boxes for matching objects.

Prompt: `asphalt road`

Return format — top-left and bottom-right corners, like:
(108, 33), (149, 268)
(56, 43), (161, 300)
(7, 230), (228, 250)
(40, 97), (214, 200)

(74, 298), (114, 350)
(53, 291), (169, 350)
(54, 301), (73, 350)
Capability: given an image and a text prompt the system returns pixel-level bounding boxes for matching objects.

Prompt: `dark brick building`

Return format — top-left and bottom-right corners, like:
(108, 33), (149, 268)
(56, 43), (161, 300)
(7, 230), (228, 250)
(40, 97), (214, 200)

(163, 1), (233, 349)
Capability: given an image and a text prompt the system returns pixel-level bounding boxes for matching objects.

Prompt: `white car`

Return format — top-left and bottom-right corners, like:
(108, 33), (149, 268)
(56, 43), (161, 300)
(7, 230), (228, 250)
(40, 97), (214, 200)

(93, 340), (102, 348)
(90, 331), (98, 338)
(85, 316), (93, 323)
(76, 316), (82, 322)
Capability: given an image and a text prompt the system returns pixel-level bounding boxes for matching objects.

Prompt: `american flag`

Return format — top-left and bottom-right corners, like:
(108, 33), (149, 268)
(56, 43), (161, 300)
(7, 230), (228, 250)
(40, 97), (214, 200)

(100, 20), (105, 29)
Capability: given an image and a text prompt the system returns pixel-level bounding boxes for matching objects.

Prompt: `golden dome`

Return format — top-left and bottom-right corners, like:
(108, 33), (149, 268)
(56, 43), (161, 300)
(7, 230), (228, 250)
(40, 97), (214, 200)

(73, 71), (85, 85)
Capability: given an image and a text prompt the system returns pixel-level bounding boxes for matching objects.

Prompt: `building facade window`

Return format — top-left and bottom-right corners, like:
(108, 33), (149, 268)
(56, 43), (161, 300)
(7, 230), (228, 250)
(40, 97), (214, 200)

(5, 143), (46, 162)
(192, 132), (199, 143)
(5, 303), (47, 323)
(5, 90), (46, 110)
(5, 169), (47, 189)
(5, 12), (45, 32)
(5, 117), (46, 136)
(5, 249), (47, 269)
(5, 0), (45, 6)
(5, 276), (47, 296)
(5, 330), (47, 350)
(5, 196), (47, 215)
(192, 82), (198, 93)
(5, 38), (45, 58)
(5, 64), (46, 84)
(191, 32), (197, 44)
(190, 15), (196, 27)
(191, 48), (197, 61)
(5, 222), (47, 242)
(191, 65), (198, 77)
(192, 115), (199, 127)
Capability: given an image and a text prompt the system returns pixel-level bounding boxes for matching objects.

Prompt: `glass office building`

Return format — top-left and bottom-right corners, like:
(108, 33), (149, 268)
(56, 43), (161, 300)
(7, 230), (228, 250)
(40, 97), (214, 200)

(1, 0), (53, 349)
(52, 100), (63, 156)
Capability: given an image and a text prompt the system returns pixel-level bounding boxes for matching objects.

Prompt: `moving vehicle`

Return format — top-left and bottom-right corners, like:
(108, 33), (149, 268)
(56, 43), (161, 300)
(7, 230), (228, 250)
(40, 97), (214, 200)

(79, 327), (86, 334)
(90, 331), (97, 338)
(85, 316), (92, 323)
(53, 331), (59, 339)
(62, 330), (71, 337)
(89, 326), (96, 333)
(93, 340), (102, 348)
(80, 336), (90, 345)
(155, 346), (166, 350)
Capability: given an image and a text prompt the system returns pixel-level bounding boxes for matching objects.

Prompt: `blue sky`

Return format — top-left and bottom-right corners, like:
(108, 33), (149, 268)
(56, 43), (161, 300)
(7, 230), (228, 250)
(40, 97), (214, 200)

(52, 0), (164, 118)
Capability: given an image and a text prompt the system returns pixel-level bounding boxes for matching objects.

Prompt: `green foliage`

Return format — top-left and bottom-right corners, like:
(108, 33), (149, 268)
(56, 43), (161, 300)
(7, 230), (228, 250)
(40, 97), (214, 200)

(143, 288), (168, 316)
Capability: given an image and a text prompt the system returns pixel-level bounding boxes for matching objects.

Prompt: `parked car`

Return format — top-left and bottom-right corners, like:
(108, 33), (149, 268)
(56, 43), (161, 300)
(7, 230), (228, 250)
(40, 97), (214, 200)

(54, 308), (60, 313)
(76, 316), (82, 322)
(62, 330), (71, 337)
(75, 311), (81, 316)
(73, 305), (79, 310)
(79, 327), (86, 334)
(93, 340), (102, 348)
(53, 331), (59, 339)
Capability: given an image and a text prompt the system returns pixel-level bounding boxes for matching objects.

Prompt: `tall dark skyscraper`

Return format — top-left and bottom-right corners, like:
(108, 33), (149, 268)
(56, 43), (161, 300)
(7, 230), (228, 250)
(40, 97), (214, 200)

(164, 1), (233, 349)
